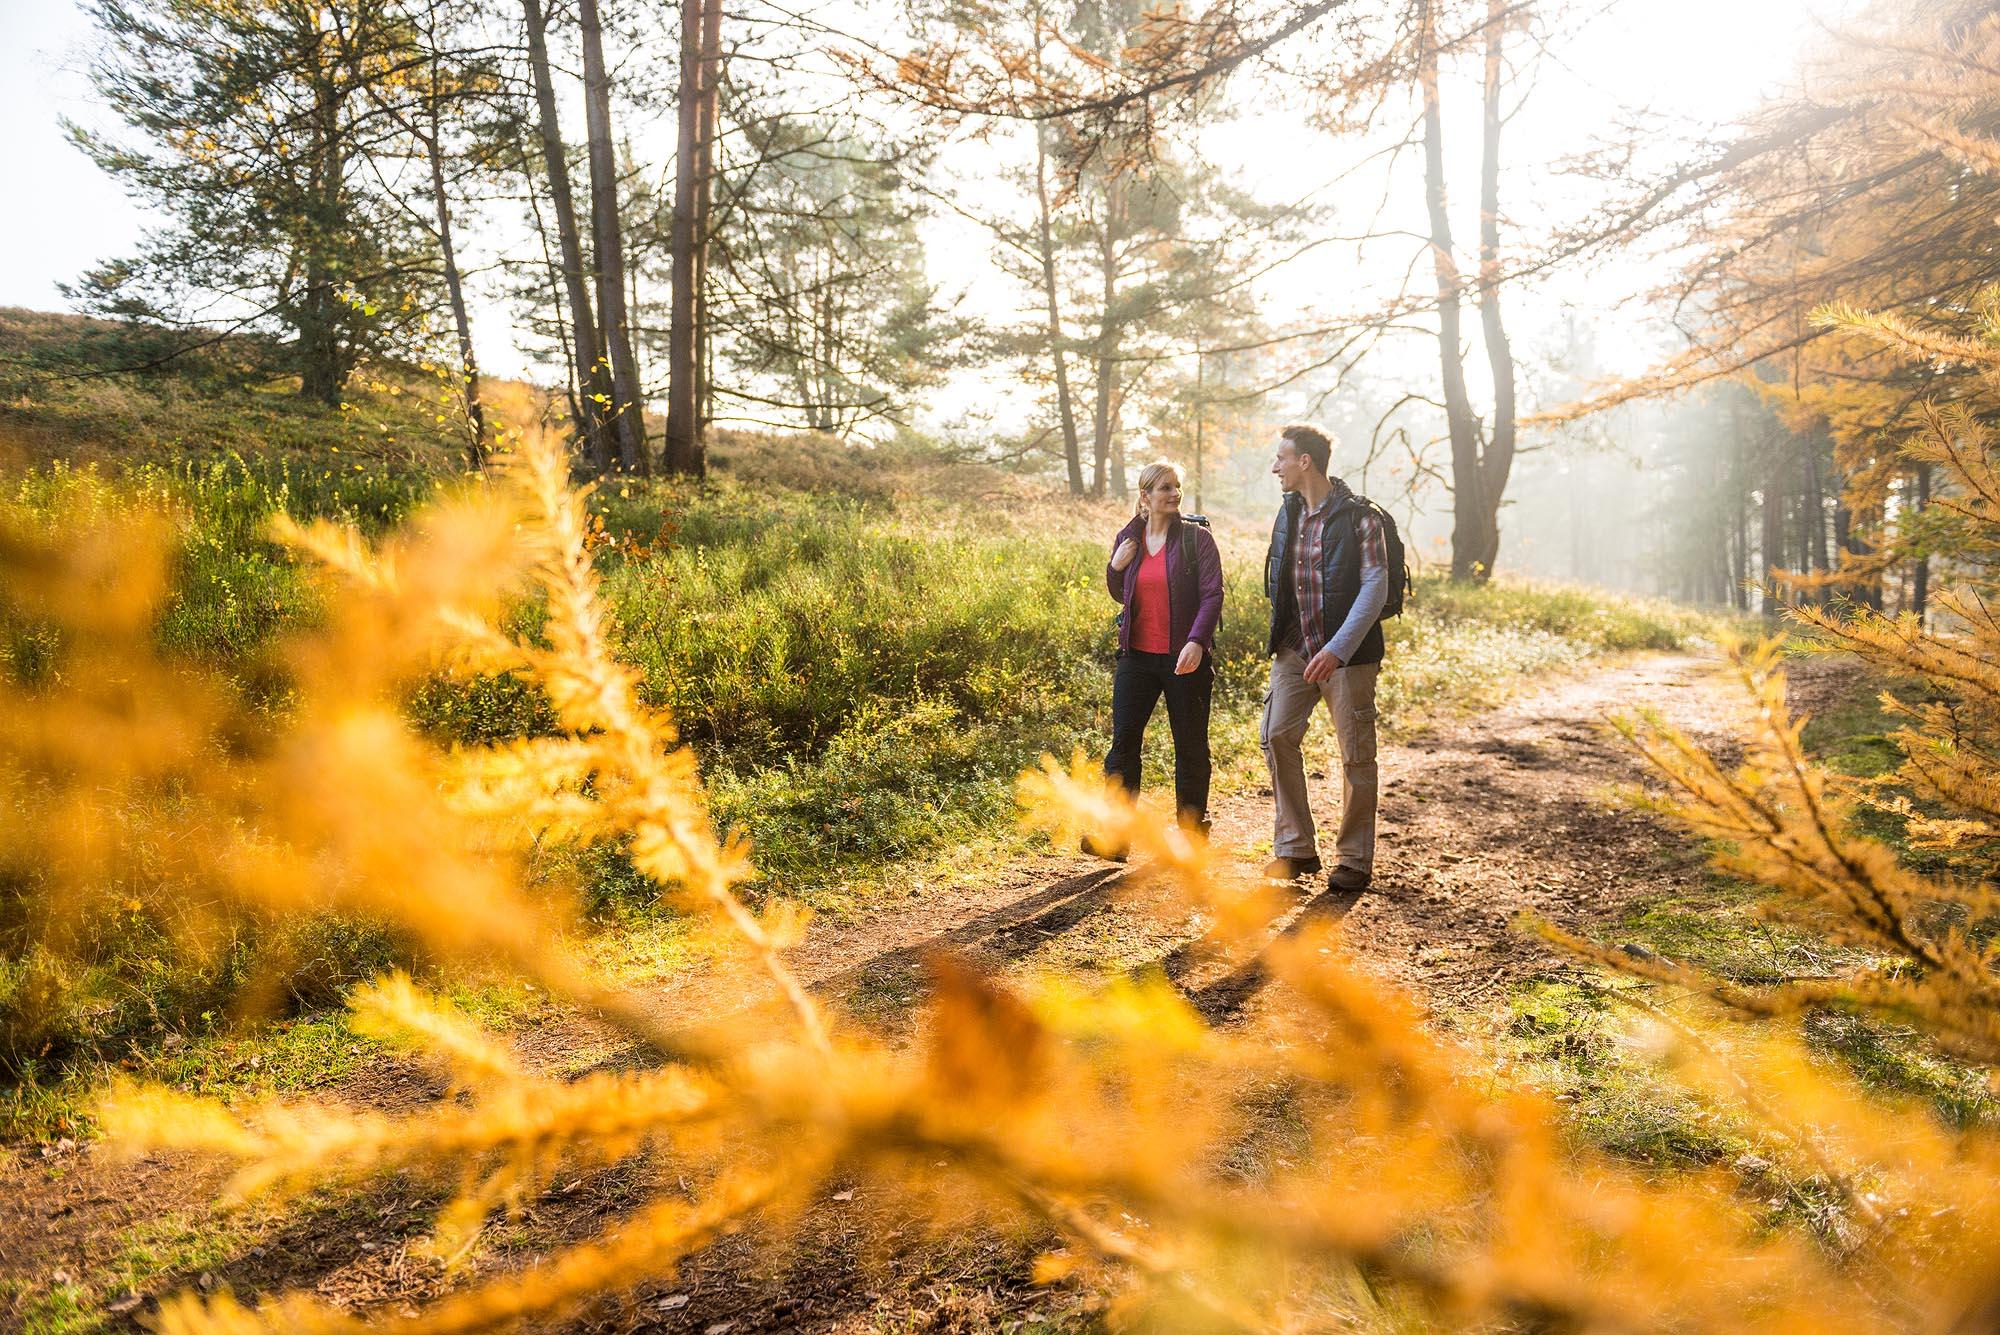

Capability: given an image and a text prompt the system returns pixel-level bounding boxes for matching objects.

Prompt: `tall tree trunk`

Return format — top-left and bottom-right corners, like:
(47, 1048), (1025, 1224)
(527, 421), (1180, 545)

(521, 137), (588, 447)
(1471, 0), (1516, 578)
(1761, 452), (1786, 622)
(693, 0), (721, 457)
(1087, 187), (1117, 498)
(1912, 461), (1931, 627)
(628, 214), (644, 408)
(421, 103), (486, 467)
(524, 0), (612, 473)
(1091, 314), (1115, 500)
(1192, 346), (1206, 514)
(578, 0), (647, 474)
(664, 0), (706, 474)
(1731, 426), (1750, 611)
(1092, 174), (1127, 499)
(1567, 454), (1585, 581)
(298, 59), (346, 406)
(1110, 395), (1128, 497)
(1833, 494), (1854, 600)
(1835, 490), (1882, 608)
(1027, 3), (1084, 497)
(1417, 0), (1486, 582)
(1037, 126), (1086, 496)
(1800, 431), (1829, 575)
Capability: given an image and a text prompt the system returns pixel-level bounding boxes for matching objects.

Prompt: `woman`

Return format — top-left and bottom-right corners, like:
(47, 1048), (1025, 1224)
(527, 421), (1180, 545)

(1096, 460), (1224, 851)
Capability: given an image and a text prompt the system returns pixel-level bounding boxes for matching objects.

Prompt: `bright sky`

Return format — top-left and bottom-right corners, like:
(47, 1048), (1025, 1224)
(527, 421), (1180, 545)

(0, 0), (1860, 391)
(0, 0), (152, 313)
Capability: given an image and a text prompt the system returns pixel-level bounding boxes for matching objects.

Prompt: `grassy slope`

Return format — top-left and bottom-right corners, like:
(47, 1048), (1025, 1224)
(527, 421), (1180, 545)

(0, 306), (485, 468)
(1, 310), (1730, 1142)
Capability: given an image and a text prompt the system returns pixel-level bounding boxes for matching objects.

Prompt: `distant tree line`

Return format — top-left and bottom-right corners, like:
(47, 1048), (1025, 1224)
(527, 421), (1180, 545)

(1542, 0), (1998, 621)
(77, 0), (1897, 600)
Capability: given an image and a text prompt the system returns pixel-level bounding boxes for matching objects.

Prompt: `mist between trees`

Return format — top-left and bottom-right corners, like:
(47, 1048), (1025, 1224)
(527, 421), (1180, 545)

(45, 0), (1957, 595)
(18, 0), (2000, 1328)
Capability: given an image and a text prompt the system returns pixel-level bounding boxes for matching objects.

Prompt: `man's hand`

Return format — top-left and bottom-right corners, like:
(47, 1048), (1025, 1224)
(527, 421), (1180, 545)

(1111, 537), (1140, 571)
(1302, 646), (1342, 683)
(1175, 641), (1205, 675)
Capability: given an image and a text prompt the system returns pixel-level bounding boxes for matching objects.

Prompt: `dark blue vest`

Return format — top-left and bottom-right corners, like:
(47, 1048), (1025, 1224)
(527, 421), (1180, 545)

(1265, 491), (1386, 666)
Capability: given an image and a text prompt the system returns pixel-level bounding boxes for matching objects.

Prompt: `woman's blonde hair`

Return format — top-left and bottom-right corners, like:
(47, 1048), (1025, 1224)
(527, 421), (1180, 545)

(1134, 461), (1183, 517)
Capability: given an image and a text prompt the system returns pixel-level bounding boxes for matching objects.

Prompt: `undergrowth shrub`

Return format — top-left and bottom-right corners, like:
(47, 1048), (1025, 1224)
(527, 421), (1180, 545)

(600, 494), (1106, 757)
(1412, 577), (1723, 653)
(5, 429), (1992, 1333)
(0, 449), (1721, 1093)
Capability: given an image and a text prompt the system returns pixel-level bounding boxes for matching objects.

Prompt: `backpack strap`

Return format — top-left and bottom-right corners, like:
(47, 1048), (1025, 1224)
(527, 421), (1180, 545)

(1175, 517), (1214, 643)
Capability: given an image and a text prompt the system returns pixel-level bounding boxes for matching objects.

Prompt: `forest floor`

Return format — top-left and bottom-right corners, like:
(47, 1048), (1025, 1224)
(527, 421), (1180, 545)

(3, 648), (1860, 1335)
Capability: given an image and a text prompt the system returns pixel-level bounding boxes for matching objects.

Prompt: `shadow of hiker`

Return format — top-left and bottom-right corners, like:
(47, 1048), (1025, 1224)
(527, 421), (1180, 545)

(832, 866), (1127, 1017)
(1168, 885), (1367, 1024)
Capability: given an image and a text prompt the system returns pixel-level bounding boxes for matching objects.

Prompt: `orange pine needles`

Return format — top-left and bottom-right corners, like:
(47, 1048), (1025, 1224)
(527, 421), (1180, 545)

(10, 428), (2000, 1331)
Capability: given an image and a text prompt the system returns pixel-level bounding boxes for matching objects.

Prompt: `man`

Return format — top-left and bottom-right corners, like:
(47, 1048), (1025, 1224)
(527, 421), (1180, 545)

(1260, 424), (1387, 893)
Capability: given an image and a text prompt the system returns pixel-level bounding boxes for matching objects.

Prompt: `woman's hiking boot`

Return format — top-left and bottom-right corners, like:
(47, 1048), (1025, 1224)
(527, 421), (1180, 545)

(1081, 834), (1128, 863)
(1262, 854), (1322, 881)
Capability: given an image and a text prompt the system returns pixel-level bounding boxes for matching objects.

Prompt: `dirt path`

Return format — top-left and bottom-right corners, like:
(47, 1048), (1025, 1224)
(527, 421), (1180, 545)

(6, 648), (1811, 1333)
(787, 650), (1759, 1025)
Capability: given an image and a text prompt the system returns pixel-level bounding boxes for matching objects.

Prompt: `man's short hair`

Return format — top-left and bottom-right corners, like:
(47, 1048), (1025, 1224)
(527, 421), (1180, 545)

(1279, 423), (1332, 474)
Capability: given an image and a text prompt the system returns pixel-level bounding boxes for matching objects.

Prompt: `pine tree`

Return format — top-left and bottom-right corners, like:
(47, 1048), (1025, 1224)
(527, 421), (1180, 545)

(705, 120), (955, 437)
(1554, 44), (2000, 1073)
(67, 0), (439, 405)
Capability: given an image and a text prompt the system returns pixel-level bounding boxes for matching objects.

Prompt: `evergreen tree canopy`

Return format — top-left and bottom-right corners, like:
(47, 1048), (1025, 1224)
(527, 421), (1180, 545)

(66, 0), (442, 403)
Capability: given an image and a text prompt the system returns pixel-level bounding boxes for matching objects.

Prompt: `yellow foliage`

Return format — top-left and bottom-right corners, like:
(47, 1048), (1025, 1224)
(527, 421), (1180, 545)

(11, 429), (2000, 1330)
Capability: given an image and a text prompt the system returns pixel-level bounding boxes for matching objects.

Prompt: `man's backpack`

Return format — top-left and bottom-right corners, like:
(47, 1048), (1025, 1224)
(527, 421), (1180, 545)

(1345, 496), (1410, 619)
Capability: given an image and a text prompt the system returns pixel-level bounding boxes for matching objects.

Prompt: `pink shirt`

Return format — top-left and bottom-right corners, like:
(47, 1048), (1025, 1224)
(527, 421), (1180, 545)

(1131, 545), (1172, 653)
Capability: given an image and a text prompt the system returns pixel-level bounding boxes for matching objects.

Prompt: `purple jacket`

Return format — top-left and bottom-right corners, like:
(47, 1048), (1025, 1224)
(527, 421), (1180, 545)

(1104, 514), (1224, 656)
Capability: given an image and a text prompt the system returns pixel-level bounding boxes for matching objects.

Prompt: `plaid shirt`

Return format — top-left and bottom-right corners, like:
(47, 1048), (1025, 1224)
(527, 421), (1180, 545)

(1292, 477), (1385, 655)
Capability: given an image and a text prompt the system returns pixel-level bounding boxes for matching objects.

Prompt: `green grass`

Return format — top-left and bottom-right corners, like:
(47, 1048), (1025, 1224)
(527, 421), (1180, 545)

(3, 965), (569, 1142)
(1796, 673), (1961, 876)
(3, 1003), (372, 1143)
(13, 1280), (90, 1335)
(1499, 977), (1739, 1168)
(0, 357), (1732, 1136)
(1800, 688), (1905, 780)
(1498, 656), (2000, 1183)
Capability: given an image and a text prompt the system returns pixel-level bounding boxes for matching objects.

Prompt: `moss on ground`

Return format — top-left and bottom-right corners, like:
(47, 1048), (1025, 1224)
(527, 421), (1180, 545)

(1497, 655), (2000, 1191)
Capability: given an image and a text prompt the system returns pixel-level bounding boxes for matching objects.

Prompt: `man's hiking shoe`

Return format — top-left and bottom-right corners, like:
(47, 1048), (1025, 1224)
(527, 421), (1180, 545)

(1081, 835), (1128, 863)
(1327, 865), (1372, 892)
(1262, 854), (1321, 881)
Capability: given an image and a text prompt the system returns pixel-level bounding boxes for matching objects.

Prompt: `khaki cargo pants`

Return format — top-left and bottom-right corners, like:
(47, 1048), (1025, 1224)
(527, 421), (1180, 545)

(1260, 646), (1379, 873)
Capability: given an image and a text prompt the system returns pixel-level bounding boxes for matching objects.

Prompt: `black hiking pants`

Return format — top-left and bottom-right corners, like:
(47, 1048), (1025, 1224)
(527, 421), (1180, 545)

(1103, 649), (1213, 828)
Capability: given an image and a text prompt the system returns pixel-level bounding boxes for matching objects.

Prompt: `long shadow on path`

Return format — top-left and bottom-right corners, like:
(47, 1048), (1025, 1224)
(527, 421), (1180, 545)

(1163, 886), (1366, 1023)
(827, 865), (1127, 1015)
(826, 855), (1373, 1033)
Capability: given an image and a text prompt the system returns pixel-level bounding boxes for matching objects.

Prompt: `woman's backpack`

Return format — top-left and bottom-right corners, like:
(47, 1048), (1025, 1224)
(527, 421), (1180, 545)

(1113, 514), (1211, 633)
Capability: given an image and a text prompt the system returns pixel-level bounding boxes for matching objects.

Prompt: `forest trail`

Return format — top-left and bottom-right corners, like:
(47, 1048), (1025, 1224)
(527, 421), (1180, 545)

(7, 648), (1825, 1332)
(499, 650), (1767, 1060)
(771, 648), (1769, 1027)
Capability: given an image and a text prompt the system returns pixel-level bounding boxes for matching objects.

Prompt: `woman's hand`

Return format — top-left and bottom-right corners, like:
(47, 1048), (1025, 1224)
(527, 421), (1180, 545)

(1111, 537), (1140, 571)
(1175, 641), (1205, 675)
